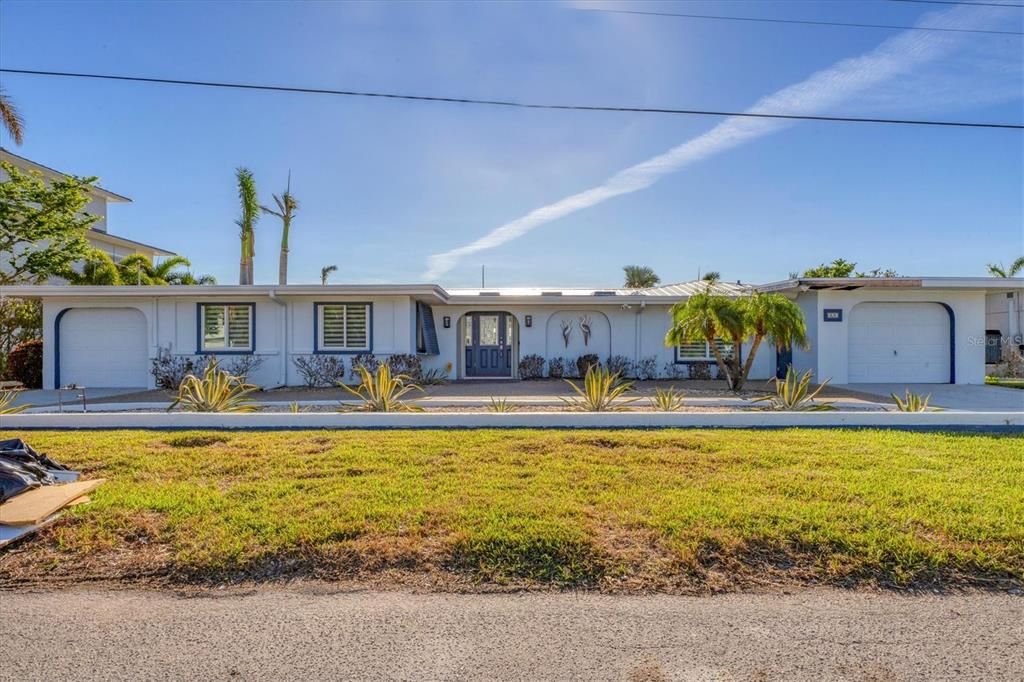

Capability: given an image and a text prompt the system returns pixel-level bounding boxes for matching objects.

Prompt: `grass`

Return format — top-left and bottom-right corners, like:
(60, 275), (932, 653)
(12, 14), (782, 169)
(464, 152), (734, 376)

(986, 376), (1024, 390)
(2, 429), (1022, 591)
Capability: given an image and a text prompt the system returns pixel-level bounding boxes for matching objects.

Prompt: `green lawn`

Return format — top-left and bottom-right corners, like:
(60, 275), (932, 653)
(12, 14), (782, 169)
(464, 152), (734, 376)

(986, 376), (1024, 389)
(3, 430), (1022, 590)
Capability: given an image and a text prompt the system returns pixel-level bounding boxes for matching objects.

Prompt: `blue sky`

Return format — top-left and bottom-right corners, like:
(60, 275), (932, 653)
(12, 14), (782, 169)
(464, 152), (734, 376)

(1, 0), (1021, 287)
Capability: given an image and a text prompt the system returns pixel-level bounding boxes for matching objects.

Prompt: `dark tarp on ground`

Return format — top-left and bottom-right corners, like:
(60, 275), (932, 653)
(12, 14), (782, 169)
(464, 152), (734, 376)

(0, 440), (69, 504)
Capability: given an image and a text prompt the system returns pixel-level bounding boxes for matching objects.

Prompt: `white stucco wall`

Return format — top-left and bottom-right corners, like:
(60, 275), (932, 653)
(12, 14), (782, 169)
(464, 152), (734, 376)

(797, 289), (987, 385)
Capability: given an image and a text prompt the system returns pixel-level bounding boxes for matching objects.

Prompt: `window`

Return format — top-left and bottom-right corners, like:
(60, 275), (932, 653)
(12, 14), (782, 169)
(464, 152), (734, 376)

(676, 340), (734, 362)
(199, 304), (253, 352)
(317, 303), (371, 352)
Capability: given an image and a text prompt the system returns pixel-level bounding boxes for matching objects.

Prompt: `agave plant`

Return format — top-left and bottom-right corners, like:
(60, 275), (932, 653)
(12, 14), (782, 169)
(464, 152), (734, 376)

(891, 390), (934, 412)
(0, 390), (29, 414)
(752, 367), (836, 411)
(649, 386), (685, 412)
(561, 366), (637, 412)
(168, 361), (259, 413)
(340, 364), (423, 412)
(488, 397), (519, 413)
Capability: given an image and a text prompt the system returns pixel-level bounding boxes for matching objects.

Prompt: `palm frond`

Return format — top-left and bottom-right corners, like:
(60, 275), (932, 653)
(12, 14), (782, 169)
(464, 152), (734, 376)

(0, 88), (25, 145)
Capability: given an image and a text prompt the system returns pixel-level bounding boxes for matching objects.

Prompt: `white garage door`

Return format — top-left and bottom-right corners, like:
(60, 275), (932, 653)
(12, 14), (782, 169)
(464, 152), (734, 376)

(60, 308), (149, 388)
(848, 302), (950, 383)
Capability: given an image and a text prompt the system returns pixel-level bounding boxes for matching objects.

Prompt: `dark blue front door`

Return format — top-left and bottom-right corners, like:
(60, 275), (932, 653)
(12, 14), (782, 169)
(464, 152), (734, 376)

(465, 313), (512, 378)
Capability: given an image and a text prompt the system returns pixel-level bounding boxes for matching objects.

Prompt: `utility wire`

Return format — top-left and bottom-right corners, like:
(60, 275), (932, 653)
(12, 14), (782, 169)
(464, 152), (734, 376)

(2, 68), (1021, 130)
(576, 7), (1022, 35)
(887, 0), (1023, 8)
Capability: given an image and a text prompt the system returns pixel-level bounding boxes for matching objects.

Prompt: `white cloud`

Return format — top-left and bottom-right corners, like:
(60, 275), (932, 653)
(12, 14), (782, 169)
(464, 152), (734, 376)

(424, 4), (1010, 280)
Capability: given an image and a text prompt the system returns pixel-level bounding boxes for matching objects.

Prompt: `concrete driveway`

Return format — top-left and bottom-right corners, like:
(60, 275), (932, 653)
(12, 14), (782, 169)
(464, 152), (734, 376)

(6, 387), (147, 409)
(838, 383), (1024, 412)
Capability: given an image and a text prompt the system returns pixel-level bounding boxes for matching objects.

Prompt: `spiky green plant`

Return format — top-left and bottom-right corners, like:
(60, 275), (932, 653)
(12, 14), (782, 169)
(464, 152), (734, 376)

(340, 364), (423, 412)
(752, 367), (836, 411)
(561, 366), (637, 412)
(288, 401), (303, 413)
(168, 361), (259, 413)
(488, 397), (518, 413)
(649, 386), (685, 412)
(0, 390), (29, 414)
(891, 390), (934, 412)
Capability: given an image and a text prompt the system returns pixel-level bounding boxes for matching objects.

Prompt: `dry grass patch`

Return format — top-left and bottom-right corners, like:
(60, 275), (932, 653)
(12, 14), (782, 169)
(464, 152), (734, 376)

(0, 429), (1021, 591)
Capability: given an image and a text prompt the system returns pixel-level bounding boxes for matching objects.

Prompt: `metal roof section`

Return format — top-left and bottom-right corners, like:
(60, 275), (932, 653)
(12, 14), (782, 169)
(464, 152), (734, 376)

(1, 148), (132, 203)
(758, 277), (1024, 293)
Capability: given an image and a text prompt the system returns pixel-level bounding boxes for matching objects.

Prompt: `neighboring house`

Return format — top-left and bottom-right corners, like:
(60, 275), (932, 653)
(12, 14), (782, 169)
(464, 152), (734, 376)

(1, 149), (174, 269)
(985, 290), (1022, 364)
(4, 277), (1022, 389)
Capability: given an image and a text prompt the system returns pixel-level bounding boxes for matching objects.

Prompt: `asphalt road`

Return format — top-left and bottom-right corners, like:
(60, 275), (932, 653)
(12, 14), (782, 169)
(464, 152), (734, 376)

(2, 587), (1021, 681)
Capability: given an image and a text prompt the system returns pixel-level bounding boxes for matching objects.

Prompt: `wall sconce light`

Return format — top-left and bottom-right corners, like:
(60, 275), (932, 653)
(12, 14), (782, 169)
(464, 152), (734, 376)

(524, 315), (533, 328)
(443, 316), (451, 329)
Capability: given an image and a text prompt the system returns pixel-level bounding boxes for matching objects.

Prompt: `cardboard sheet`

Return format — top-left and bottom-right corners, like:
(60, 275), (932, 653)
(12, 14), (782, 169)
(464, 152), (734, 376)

(0, 479), (105, 525)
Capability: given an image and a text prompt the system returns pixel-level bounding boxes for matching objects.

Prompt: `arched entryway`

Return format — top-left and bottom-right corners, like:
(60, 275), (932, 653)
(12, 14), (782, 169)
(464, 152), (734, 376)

(459, 312), (519, 379)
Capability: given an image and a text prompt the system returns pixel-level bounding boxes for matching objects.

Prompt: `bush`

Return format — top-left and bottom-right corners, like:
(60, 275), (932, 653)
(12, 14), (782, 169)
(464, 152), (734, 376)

(633, 356), (658, 381)
(151, 346), (199, 389)
(293, 355), (346, 388)
(547, 357), (565, 379)
(518, 354), (545, 380)
(215, 354), (264, 383)
(350, 353), (379, 379)
(662, 362), (687, 380)
(387, 353), (422, 380)
(5, 338), (43, 388)
(605, 355), (631, 377)
(687, 361), (712, 380)
(576, 354), (600, 378)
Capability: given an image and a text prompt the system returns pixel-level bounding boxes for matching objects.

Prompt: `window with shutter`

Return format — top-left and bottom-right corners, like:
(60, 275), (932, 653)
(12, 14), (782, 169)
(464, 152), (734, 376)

(199, 304), (253, 352)
(676, 339), (734, 362)
(317, 303), (372, 351)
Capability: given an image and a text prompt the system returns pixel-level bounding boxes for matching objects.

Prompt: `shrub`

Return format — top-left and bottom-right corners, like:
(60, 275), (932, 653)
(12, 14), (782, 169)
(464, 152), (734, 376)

(350, 353), (380, 379)
(561, 366), (637, 412)
(220, 354), (264, 382)
(633, 356), (658, 381)
(650, 386), (685, 412)
(605, 355), (631, 377)
(687, 361), (712, 381)
(576, 354), (600, 378)
(547, 357), (565, 379)
(150, 346), (198, 389)
(662, 362), (687, 380)
(5, 339), (43, 388)
(387, 353), (423, 380)
(518, 354), (546, 380)
(488, 397), (518, 413)
(293, 355), (346, 388)
(420, 367), (451, 386)
(891, 390), (934, 412)
(562, 357), (581, 379)
(169, 361), (259, 413)
(752, 367), (836, 411)
(341, 364), (423, 412)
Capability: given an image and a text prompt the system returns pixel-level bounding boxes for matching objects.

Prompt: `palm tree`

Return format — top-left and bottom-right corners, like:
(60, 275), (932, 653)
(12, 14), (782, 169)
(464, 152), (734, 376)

(321, 265), (338, 286)
(235, 168), (259, 285)
(65, 249), (122, 285)
(736, 292), (809, 387)
(261, 176), (299, 285)
(987, 257), (1024, 278)
(172, 271), (217, 285)
(623, 265), (660, 289)
(665, 290), (745, 389)
(0, 87), (24, 145)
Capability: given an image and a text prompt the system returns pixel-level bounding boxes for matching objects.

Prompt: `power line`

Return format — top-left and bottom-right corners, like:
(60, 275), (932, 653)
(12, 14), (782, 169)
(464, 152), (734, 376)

(2, 68), (1021, 130)
(887, 0), (1024, 7)
(576, 7), (1022, 35)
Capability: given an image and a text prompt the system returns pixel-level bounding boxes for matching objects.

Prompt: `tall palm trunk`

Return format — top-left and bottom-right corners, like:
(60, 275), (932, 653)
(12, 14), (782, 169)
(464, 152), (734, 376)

(261, 177), (298, 287)
(279, 247), (288, 286)
(235, 168), (259, 285)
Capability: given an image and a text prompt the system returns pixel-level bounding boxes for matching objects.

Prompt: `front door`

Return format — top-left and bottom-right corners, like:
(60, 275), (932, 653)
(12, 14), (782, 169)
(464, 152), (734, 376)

(465, 313), (512, 378)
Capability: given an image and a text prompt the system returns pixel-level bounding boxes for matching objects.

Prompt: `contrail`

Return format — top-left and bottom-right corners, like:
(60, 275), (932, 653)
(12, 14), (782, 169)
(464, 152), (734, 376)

(424, 4), (1002, 280)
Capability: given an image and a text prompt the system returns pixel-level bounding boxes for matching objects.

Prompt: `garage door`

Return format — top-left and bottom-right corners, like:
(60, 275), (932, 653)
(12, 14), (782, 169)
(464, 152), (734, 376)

(59, 308), (149, 388)
(848, 302), (950, 383)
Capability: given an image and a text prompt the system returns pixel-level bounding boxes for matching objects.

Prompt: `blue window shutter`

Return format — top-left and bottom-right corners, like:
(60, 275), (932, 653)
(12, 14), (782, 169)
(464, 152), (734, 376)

(418, 302), (440, 355)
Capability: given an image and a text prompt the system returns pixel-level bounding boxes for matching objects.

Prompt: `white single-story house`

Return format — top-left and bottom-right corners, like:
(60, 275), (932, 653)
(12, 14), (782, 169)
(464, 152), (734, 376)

(1, 276), (1020, 390)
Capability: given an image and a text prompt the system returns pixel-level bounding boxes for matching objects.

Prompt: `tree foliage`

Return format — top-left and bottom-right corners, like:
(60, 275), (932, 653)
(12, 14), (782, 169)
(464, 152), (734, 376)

(0, 297), (41, 376)
(235, 167), (259, 285)
(622, 265), (660, 289)
(261, 179), (299, 286)
(0, 161), (97, 284)
(65, 250), (215, 286)
(0, 88), (25, 146)
(987, 257), (1024, 278)
(801, 258), (857, 278)
(665, 288), (808, 392)
(321, 264), (338, 285)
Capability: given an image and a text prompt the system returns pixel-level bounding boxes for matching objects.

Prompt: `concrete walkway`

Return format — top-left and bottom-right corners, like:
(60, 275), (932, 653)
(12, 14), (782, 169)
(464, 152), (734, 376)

(839, 383), (1024, 412)
(1, 588), (1021, 681)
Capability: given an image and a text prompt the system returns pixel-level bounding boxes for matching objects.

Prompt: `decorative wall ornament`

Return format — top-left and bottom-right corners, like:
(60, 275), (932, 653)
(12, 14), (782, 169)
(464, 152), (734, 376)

(560, 319), (573, 348)
(579, 315), (592, 346)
